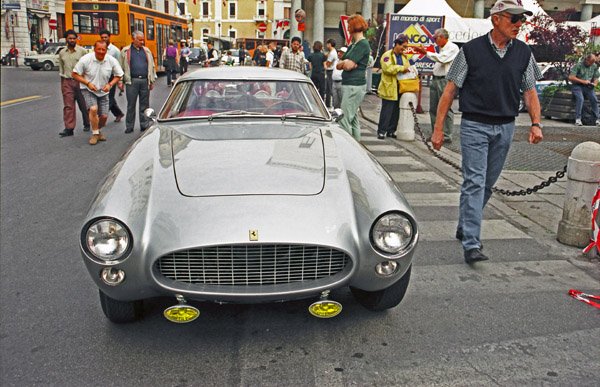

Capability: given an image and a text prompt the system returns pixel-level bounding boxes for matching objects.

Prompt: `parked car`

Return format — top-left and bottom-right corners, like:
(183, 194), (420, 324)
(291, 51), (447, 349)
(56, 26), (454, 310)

(188, 47), (206, 64)
(519, 62), (569, 111)
(80, 67), (419, 323)
(220, 49), (250, 66)
(24, 44), (65, 71)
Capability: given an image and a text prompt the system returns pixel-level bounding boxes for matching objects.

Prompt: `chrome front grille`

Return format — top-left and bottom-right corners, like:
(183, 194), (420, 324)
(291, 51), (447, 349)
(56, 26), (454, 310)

(155, 244), (351, 286)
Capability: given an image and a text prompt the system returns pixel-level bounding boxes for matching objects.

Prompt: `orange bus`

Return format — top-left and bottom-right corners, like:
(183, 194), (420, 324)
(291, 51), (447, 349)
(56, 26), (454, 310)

(65, 0), (188, 72)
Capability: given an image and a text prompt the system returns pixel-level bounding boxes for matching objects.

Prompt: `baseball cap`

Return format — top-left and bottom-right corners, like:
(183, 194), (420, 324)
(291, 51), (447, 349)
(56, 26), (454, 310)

(340, 47), (347, 53)
(490, 0), (533, 15)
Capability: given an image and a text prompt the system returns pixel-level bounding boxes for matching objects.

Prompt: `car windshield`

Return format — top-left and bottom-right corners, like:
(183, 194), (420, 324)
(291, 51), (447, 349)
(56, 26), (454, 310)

(540, 66), (567, 82)
(190, 47), (201, 55)
(44, 45), (62, 54)
(159, 79), (329, 120)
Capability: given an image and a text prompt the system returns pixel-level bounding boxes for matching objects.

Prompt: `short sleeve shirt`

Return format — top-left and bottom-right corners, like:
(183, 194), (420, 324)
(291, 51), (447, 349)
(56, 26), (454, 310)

(308, 51), (327, 74)
(73, 52), (124, 97)
(326, 48), (337, 70)
(447, 32), (541, 92)
(570, 60), (599, 82)
(341, 39), (371, 85)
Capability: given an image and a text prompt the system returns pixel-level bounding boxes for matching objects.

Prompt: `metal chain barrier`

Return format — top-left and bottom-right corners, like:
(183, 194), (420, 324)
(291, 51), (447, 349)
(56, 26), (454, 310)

(359, 101), (567, 197)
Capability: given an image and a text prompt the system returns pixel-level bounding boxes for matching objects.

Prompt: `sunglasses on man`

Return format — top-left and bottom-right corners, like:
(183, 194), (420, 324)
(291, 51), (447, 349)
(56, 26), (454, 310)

(500, 13), (527, 24)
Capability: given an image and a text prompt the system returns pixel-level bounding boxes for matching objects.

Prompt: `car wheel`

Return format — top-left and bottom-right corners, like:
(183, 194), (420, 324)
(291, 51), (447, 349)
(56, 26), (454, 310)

(42, 61), (53, 71)
(350, 265), (411, 311)
(99, 290), (143, 323)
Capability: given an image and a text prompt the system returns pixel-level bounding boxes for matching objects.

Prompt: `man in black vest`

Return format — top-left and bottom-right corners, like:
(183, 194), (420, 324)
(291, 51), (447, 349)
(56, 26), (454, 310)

(432, 0), (544, 264)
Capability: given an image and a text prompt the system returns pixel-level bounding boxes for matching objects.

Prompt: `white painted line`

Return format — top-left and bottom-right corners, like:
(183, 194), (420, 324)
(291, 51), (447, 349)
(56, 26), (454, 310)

(404, 192), (460, 207)
(418, 219), (532, 241)
(390, 171), (450, 185)
(411, 260), (598, 295)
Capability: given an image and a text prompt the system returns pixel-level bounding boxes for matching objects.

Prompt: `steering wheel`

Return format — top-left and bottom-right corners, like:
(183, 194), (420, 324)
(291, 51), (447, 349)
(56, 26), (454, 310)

(264, 100), (306, 114)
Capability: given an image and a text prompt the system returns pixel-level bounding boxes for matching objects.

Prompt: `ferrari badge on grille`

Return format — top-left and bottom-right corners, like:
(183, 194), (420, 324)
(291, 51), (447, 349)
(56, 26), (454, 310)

(249, 230), (258, 241)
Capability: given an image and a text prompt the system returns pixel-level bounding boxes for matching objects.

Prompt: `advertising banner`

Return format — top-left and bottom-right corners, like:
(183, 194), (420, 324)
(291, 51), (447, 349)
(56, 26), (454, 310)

(387, 14), (445, 75)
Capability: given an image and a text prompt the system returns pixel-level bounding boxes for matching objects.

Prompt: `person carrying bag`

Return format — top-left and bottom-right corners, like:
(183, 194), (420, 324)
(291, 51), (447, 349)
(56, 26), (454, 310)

(164, 39), (179, 86)
(376, 35), (415, 139)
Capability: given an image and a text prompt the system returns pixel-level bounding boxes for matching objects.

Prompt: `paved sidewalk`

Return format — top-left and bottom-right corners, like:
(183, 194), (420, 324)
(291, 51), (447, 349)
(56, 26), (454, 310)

(358, 92), (598, 264)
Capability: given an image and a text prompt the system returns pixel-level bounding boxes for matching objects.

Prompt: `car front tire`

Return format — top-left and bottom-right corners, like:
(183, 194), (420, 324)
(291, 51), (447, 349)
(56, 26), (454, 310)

(99, 290), (143, 323)
(42, 61), (53, 71)
(350, 265), (411, 311)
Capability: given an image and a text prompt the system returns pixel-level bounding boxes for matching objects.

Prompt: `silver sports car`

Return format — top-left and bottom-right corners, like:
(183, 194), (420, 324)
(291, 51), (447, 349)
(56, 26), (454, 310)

(80, 67), (419, 323)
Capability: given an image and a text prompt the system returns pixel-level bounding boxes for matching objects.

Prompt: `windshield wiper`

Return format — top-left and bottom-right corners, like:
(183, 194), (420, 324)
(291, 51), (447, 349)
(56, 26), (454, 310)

(281, 112), (324, 121)
(208, 110), (264, 121)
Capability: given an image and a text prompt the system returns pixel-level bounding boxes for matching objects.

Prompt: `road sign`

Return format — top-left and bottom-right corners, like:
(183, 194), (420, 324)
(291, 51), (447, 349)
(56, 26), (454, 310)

(340, 15), (350, 45)
(258, 23), (267, 33)
(49, 19), (57, 30)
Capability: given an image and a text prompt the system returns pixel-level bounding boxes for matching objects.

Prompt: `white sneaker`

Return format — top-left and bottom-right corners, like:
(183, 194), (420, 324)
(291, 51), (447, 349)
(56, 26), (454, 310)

(596, 120), (600, 126)
(575, 119), (583, 126)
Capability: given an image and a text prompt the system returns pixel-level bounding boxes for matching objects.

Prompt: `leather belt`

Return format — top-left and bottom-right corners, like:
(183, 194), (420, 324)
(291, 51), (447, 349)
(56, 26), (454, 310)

(432, 75), (446, 79)
(133, 75), (147, 79)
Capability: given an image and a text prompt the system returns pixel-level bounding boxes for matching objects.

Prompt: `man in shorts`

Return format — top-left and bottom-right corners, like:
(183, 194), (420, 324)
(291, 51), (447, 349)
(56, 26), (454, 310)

(72, 40), (124, 145)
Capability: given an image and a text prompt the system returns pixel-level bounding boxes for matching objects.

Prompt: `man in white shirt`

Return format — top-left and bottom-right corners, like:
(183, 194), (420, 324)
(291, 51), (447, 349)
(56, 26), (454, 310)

(415, 28), (459, 143)
(100, 29), (124, 123)
(266, 42), (276, 67)
(325, 39), (337, 108)
(72, 40), (124, 145)
(331, 47), (346, 109)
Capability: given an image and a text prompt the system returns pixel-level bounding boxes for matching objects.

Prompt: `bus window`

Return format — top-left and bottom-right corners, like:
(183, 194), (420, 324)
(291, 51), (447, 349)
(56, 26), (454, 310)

(146, 17), (154, 40)
(130, 14), (134, 34)
(72, 12), (119, 34)
(134, 18), (144, 34)
(246, 42), (255, 50)
(157, 23), (164, 68)
(175, 25), (183, 41)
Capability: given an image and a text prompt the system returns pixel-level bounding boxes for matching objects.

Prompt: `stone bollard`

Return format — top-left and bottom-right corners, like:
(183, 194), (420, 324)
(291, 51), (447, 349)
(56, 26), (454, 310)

(557, 141), (600, 247)
(396, 92), (417, 141)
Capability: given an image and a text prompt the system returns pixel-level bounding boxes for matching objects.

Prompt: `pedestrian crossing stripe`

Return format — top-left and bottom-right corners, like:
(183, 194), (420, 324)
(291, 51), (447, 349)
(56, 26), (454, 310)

(418, 220), (531, 240)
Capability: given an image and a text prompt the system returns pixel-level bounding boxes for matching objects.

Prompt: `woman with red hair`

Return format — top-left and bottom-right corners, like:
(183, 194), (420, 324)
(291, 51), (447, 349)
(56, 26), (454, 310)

(336, 14), (370, 141)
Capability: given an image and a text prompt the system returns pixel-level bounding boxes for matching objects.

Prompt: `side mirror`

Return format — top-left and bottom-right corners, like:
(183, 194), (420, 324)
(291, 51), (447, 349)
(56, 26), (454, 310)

(144, 108), (157, 123)
(331, 108), (344, 122)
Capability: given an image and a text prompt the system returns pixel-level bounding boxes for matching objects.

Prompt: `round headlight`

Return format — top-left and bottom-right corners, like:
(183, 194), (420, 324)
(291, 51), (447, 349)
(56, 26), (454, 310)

(84, 219), (131, 262)
(371, 213), (413, 255)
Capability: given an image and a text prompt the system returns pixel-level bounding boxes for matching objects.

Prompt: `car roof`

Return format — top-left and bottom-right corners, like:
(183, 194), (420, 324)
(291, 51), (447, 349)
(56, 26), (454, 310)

(179, 66), (309, 82)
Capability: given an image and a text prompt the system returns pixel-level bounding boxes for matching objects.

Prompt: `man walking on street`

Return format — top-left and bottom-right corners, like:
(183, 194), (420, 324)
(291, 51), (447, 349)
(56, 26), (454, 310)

(568, 53), (600, 126)
(118, 31), (157, 134)
(58, 30), (90, 137)
(100, 29), (125, 123)
(415, 28), (459, 143)
(325, 39), (337, 108)
(432, 0), (543, 264)
(279, 37), (304, 74)
(72, 40), (123, 145)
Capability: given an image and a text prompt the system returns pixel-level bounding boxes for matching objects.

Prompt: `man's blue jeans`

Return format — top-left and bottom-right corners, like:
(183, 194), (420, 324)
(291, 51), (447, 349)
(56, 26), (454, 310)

(571, 84), (599, 120)
(458, 118), (515, 251)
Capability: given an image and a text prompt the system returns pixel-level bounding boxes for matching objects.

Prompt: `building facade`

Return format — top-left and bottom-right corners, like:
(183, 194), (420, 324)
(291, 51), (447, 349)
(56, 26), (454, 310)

(3, 0), (600, 62)
(1, 0), (183, 64)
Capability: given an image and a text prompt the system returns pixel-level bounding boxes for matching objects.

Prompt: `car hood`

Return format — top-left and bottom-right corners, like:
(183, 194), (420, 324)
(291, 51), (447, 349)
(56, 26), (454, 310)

(172, 126), (325, 196)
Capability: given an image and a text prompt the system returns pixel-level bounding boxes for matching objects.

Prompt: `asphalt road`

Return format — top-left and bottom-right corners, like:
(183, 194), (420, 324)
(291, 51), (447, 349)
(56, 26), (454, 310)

(1, 66), (598, 386)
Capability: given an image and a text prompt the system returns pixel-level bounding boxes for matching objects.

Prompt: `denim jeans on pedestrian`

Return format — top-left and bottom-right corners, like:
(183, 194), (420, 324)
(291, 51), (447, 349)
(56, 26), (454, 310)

(458, 118), (515, 251)
(571, 84), (599, 120)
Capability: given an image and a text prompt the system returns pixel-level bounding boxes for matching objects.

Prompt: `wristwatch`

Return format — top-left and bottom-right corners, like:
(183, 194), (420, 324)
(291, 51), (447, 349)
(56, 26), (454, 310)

(531, 123), (543, 129)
